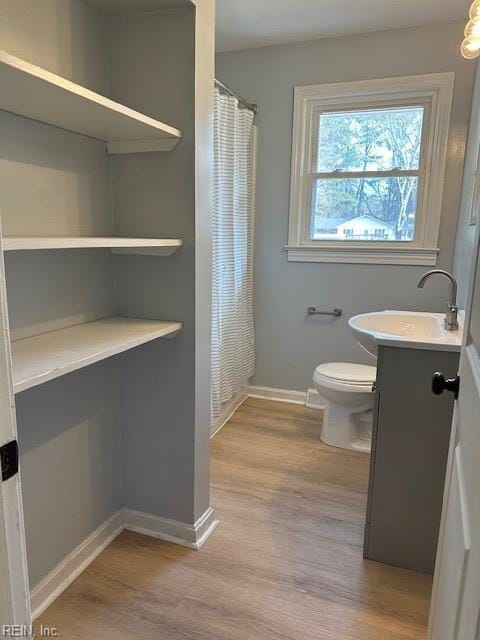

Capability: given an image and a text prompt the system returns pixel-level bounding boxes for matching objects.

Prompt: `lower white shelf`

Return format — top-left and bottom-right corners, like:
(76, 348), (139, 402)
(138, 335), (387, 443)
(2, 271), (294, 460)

(11, 317), (182, 393)
(3, 237), (183, 256)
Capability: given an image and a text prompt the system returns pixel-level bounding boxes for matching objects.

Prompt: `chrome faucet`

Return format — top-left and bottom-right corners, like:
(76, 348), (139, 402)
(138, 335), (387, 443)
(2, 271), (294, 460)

(417, 269), (459, 331)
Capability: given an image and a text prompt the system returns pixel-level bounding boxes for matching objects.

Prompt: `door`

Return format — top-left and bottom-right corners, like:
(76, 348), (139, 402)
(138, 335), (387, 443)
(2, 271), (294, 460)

(0, 230), (30, 626)
(428, 223), (480, 637)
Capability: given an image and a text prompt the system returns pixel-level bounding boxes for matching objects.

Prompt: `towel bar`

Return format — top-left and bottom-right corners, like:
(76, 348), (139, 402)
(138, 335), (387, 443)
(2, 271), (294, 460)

(307, 307), (342, 317)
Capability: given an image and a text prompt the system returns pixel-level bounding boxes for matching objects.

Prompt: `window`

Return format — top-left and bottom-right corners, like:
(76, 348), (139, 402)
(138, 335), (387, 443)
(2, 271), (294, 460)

(312, 106), (423, 243)
(288, 74), (454, 265)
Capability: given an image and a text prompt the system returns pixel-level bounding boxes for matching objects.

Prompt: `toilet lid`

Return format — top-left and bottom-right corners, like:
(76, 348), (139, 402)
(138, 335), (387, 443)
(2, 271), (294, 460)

(315, 362), (376, 385)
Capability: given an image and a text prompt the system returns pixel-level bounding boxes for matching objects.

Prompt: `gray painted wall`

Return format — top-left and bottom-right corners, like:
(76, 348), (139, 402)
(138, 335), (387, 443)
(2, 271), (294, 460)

(108, 7), (210, 523)
(0, 0), (119, 587)
(217, 21), (474, 391)
(0, 0), (107, 92)
(15, 361), (121, 587)
(453, 60), (480, 308)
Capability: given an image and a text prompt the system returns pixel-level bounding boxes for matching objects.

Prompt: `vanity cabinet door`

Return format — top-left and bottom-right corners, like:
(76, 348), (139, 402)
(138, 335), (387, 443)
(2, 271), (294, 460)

(364, 346), (459, 573)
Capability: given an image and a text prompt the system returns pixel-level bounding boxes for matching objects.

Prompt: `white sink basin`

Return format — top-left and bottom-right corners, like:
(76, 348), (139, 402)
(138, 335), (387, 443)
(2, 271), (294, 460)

(349, 310), (463, 358)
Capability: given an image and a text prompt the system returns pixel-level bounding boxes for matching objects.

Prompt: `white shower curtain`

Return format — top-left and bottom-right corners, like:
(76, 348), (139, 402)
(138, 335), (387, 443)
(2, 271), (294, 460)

(211, 86), (256, 421)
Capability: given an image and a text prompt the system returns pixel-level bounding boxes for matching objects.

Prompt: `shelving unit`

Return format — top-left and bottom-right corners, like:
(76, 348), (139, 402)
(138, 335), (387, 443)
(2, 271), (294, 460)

(11, 317), (182, 394)
(0, 49), (182, 153)
(0, 0), (213, 623)
(3, 237), (183, 256)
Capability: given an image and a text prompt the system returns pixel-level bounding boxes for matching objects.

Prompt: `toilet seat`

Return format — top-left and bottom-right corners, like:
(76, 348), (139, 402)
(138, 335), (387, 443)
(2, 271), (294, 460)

(314, 362), (376, 392)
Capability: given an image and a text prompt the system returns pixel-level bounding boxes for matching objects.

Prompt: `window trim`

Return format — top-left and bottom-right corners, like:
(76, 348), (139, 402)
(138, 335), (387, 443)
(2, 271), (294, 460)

(287, 73), (455, 265)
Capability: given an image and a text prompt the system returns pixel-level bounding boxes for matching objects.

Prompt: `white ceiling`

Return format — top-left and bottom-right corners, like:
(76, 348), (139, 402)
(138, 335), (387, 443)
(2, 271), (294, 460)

(216, 0), (469, 53)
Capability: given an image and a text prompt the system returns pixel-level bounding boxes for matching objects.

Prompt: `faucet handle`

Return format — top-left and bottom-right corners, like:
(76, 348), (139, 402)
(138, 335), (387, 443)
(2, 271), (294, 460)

(444, 303), (459, 331)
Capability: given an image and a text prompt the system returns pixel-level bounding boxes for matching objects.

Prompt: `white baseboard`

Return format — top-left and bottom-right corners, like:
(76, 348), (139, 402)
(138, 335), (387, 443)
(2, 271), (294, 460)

(31, 511), (123, 620)
(31, 506), (219, 619)
(247, 385), (305, 405)
(211, 391), (248, 438)
(123, 506), (219, 551)
(247, 385), (325, 409)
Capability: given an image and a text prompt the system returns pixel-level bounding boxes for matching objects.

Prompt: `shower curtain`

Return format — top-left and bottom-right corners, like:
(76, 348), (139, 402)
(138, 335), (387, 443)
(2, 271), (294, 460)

(211, 86), (256, 422)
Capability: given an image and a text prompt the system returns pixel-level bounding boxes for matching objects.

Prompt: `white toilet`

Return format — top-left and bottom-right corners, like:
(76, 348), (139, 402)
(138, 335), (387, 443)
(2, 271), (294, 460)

(313, 362), (377, 453)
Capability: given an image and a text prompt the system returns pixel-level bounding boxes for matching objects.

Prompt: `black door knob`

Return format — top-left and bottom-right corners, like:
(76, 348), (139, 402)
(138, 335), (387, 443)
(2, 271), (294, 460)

(432, 372), (460, 399)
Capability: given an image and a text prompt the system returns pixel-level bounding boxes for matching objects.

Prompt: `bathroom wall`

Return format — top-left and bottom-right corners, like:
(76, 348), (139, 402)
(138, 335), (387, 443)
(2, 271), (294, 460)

(107, 3), (213, 524)
(0, 0), (107, 91)
(0, 0), (121, 587)
(216, 21), (474, 392)
(15, 362), (121, 588)
(108, 7), (198, 523)
(453, 60), (480, 309)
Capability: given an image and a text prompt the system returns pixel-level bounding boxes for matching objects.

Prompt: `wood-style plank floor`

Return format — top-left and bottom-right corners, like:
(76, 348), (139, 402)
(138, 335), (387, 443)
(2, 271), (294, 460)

(37, 398), (432, 639)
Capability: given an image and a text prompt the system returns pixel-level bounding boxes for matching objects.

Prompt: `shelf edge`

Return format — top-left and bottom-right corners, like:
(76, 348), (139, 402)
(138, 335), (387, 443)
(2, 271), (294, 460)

(107, 138), (181, 154)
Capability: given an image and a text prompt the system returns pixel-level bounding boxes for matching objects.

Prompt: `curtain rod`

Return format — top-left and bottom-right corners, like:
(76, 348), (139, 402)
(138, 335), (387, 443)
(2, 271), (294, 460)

(215, 79), (259, 115)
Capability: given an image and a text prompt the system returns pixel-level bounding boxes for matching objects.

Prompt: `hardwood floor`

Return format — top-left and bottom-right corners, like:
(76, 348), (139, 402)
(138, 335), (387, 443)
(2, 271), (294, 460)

(37, 398), (432, 639)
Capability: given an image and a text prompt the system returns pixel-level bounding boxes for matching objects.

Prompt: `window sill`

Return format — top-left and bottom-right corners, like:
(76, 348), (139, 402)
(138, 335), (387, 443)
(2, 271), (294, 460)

(285, 245), (439, 266)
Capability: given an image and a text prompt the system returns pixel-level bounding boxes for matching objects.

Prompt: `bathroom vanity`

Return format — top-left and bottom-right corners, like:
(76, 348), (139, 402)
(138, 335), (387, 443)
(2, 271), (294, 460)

(348, 309), (463, 574)
(365, 345), (459, 573)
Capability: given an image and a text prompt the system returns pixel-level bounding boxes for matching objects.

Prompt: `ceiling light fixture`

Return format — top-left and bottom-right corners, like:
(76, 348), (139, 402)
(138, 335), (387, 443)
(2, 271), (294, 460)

(462, 1), (480, 58)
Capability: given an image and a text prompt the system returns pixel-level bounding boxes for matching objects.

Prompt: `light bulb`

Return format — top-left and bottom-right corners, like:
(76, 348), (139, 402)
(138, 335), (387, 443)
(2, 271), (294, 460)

(461, 35), (480, 59)
(470, 0), (480, 19)
(465, 16), (480, 37)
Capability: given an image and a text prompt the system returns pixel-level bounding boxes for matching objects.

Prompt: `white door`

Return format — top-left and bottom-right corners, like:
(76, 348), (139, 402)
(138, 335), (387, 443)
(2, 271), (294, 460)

(0, 231), (30, 626)
(428, 221), (480, 637)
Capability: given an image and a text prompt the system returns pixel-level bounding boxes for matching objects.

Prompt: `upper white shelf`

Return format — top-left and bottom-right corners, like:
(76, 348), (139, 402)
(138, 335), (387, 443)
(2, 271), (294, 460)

(3, 237), (183, 256)
(11, 317), (182, 394)
(0, 50), (182, 153)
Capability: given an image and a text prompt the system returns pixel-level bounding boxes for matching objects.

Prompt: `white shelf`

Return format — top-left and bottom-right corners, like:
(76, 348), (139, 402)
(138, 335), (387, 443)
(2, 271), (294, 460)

(3, 237), (183, 256)
(0, 50), (182, 153)
(11, 317), (182, 393)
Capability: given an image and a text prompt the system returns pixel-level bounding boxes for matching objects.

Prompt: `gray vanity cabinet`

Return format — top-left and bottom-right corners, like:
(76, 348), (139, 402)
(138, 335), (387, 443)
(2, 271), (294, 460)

(364, 345), (459, 574)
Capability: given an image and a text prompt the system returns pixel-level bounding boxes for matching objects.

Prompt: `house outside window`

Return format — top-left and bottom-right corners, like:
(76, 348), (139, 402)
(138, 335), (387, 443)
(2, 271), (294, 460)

(287, 74), (454, 265)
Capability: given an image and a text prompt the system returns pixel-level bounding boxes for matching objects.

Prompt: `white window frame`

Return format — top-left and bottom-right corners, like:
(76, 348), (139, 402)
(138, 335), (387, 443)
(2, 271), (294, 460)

(287, 73), (455, 265)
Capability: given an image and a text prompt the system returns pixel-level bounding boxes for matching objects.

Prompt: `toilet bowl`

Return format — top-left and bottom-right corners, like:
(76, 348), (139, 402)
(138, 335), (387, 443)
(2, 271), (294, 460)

(313, 362), (377, 453)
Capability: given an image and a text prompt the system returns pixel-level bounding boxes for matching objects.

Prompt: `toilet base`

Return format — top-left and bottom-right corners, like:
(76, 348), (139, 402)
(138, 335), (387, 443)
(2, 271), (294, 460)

(321, 401), (373, 453)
